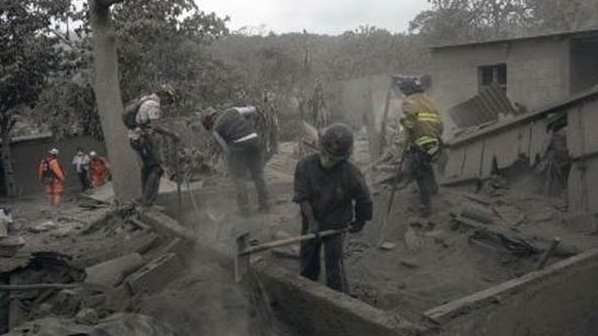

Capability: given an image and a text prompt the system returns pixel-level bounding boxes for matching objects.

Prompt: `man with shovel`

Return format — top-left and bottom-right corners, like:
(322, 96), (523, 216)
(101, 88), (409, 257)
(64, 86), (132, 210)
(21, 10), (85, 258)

(293, 123), (373, 292)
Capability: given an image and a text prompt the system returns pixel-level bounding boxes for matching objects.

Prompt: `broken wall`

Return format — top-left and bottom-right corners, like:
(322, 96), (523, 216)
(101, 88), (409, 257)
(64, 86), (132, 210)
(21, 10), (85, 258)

(443, 116), (550, 185)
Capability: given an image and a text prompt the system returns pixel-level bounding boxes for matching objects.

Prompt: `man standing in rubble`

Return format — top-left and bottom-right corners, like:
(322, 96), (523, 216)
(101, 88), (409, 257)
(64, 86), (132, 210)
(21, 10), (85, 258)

(201, 106), (270, 214)
(293, 123), (372, 292)
(126, 85), (180, 207)
(394, 75), (443, 217)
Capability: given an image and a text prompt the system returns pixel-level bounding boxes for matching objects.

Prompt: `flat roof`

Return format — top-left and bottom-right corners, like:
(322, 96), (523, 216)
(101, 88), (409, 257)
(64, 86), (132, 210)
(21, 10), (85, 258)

(431, 28), (598, 51)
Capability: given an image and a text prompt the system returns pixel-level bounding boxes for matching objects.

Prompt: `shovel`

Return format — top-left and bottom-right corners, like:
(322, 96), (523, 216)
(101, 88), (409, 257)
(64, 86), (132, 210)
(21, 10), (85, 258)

(234, 228), (347, 282)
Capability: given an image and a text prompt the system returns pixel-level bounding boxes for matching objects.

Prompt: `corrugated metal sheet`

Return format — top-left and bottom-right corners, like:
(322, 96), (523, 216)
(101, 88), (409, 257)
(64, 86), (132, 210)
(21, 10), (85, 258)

(449, 85), (517, 128)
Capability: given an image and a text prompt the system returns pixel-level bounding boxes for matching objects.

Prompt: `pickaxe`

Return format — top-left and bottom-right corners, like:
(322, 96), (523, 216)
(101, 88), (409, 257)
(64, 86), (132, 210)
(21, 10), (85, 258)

(234, 228), (347, 282)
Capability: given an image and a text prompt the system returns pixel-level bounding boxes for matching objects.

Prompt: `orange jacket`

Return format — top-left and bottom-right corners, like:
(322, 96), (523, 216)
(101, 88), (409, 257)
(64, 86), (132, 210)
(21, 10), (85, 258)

(38, 156), (66, 193)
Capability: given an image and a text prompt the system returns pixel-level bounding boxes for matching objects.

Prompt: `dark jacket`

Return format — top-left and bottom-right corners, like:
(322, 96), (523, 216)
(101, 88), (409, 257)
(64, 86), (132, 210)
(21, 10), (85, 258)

(214, 108), (256, 147)
(293, 153), (372, 230)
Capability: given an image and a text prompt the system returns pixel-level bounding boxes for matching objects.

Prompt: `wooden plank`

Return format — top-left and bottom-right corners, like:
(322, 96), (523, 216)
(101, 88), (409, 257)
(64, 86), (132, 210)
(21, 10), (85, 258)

(584, 160), (598, 214)
(444, 147), (466, 179)
(579, 100), (598, 157)
(494, 127), (521, 169)
(517, 123), (532, 158)
(567, 163), (586, 213)
(461, 142), (484, 179)
(481, 137), (497, 177)
(567, 104), (584, 159)
(529, 119), (549, 166)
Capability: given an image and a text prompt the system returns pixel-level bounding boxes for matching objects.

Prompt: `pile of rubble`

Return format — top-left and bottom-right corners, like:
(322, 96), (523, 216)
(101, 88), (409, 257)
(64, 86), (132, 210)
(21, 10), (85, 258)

(0, 201), (196, 335)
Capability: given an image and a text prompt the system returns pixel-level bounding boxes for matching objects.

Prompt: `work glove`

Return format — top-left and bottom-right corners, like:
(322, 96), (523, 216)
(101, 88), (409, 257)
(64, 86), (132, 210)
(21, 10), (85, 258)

(348, 220), (365, 234)
(307, 219), (320, 235)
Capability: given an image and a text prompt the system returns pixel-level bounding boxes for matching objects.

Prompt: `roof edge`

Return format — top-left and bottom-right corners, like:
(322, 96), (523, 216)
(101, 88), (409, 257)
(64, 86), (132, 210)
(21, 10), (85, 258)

(430, 28), (598, 51)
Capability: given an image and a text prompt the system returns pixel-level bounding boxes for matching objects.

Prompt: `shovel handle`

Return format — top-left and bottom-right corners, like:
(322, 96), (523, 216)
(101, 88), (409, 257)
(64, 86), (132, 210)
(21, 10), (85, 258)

(239, 229), (347, 256)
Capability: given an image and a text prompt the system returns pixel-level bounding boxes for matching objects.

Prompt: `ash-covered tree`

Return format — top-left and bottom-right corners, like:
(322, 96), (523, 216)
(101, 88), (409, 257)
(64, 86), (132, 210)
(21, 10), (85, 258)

(111, 0), (231, 112)
(409, 0), (533, 45)
(0, 0), (72, 196)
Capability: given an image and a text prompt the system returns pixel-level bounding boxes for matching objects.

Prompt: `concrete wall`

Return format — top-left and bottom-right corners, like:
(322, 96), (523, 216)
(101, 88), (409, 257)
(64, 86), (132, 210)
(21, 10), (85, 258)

(8, 135), (106, 195)
(423, 249), (598, 336)
(254, 263), (424, 336)
(431, 38), (570, 130)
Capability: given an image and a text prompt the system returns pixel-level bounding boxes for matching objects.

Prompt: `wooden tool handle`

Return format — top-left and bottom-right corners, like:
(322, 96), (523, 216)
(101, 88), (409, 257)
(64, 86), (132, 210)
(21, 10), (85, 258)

(239, 229), (347, 256)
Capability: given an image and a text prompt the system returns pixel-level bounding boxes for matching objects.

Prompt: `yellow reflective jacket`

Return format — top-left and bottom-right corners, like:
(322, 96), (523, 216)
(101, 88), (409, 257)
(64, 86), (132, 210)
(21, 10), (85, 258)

(400, 93), (443, 151)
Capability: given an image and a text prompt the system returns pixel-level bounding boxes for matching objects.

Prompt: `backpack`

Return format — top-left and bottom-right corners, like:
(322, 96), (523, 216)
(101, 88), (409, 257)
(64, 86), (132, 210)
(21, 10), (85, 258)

(122, 98), (143, 129)
(41, 159), (55, 185)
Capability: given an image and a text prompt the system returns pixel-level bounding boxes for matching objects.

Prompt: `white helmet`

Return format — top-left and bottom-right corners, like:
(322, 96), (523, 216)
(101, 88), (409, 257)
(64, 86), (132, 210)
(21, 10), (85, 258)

(49, 148), (59, 155)
(89, 151), (97, 157)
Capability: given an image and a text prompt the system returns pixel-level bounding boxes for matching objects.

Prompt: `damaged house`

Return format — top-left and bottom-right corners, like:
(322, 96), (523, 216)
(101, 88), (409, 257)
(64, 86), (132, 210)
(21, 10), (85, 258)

(431, 29), (598, 219)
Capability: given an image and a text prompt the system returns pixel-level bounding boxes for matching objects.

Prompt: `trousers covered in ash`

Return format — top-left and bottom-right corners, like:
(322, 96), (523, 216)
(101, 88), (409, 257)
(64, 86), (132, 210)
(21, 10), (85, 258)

(406, 146), (439, 216)
(228, 141), (270, 211)
(131, 133), (164, 206)
(300, 224), (345, 292)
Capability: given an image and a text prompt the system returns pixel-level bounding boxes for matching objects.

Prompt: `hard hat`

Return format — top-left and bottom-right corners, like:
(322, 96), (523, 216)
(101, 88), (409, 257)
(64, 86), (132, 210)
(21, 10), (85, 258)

(49, 148), (59, 155)
(320, 123), (354, 159)
(201, 107), (219, 130)
(89, 151), (97, 157)
(392, 75), (424, 96)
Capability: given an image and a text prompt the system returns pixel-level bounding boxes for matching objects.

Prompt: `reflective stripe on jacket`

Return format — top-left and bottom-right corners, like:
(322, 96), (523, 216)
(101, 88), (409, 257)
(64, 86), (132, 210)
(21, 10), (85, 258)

(400, 93), (443, 151)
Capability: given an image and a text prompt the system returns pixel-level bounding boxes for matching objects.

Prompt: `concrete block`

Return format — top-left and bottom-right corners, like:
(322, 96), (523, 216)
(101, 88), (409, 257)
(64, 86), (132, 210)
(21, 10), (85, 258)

(85, 253), (143, 287)
(139, 211), (196, 242)
(461, 203), (494, 224)
(125, 253), (184, 295)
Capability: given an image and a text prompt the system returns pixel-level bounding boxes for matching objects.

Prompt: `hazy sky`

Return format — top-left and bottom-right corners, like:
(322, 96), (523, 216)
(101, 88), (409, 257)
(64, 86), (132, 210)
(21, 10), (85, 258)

(194, 0), (432, 35)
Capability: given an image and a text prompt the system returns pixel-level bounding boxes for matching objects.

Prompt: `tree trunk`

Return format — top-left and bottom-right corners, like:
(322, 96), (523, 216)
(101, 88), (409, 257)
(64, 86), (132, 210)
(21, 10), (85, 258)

(88, 0), (140, 202)
(1, 127), (18, 197)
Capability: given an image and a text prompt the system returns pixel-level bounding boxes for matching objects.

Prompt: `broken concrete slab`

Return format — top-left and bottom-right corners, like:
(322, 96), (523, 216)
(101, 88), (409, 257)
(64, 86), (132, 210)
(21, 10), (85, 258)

(3, 313), (175, 336)
(85, 253), (143, 288)
(0, 236), (25, 257)
(139, 210), (196, 242)
(30, 220), (58, 233)
(125, 253), (184, 295)
(461, 204), (494, 224)
(155, 237), (195, 266)
(380, 242), (397, 251)
(252, 262), (424, 336)
(423, 248), (598, 336)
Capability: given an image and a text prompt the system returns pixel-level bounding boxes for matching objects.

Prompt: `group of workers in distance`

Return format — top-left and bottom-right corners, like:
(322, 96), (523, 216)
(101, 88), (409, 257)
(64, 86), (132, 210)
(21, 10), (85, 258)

(113, 74), (441, 291)
(38, 147), (111, 207)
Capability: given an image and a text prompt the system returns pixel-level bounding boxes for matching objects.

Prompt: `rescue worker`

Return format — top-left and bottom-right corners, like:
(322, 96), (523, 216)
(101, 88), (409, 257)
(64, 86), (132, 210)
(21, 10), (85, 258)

(127, 85), (180, 207)
(201, 106), (270, 213)
(38, 148), (66, 207)
(293, 123), (373, 292)
(71, 147), (91, 192)
(394, 75), (443, 217)
(89, 151), (111, 188)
